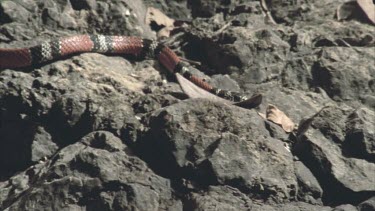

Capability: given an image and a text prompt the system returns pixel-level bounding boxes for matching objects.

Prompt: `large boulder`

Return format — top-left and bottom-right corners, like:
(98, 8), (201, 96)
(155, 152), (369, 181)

(0, 131), (182, 210)
(143, 99), (298, 202)
(294, 106), (375, 204)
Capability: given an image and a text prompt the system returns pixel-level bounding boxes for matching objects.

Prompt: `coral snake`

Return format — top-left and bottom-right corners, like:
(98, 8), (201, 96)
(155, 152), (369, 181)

(0, 35), (261, 108)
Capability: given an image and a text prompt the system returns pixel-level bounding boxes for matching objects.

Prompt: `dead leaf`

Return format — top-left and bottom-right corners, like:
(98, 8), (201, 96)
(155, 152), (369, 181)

(176, 73), (233, 105)
(357, 0), (375, 25)
(266, 104), (295, 133)
(175, 73), (262, 109)
(145, 7), (175, 38)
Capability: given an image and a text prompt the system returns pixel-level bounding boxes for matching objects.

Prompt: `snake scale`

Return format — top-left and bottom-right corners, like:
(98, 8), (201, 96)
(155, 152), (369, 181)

(0, 35), (261, 106)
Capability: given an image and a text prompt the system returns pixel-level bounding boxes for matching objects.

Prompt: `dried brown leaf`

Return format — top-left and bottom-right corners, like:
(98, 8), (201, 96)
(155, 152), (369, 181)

(266, 104), (295, 133)
(175, 73), (233, 105)
(357, 0), (375, 24)
(145, 7), (175, 38)
(176, 73), (262, 109)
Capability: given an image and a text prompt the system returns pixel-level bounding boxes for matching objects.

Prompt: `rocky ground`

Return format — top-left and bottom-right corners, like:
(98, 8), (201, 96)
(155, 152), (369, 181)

(0, 0), (374, 210)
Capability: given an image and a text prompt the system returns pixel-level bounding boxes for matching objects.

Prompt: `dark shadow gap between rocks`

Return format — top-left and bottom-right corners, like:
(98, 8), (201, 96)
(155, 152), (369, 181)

(0, 109), (35, 181)
(342, 132), (375, 163)
(0, 4), (12, 25)
(43, 99), (96, 147)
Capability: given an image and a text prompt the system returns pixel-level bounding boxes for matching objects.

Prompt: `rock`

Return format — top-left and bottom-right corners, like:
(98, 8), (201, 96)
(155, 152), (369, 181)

(294, 115), (375, 204)
(132, 94), (178, 114)
(210, 74), (242, 93)
(250, 202), (332, 211)
(186, 186), (253, 211)
(186, 25), (290, 85)
(294, 161), (323, 204)
(276, 202), (332, 211)
(144, 99), (298, 202)
(312, 47), (375, 108)
(143, 0), (190, 19)
(281, 54), (317, 91)
(259, 88), (332, 124)
(307, 106), (351, 144)
(0, 164), (44, 209)
(264, 1), (338, 25)
(31, 126), (58, 162)
(344, 107), (375, 161)
(0, 53), (146, 177)
(188, 0), (238, 17)
(0, 0), (154, 44)
(0, 1), (37, 24)
(1, 131), (182, 211)
(293, 106), (375, 205)
(358, 196), (375, 211)
(334, 204), (358, 211)
(187, 186), (332, 211)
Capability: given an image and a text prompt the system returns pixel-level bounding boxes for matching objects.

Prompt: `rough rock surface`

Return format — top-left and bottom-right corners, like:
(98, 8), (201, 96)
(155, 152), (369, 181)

(294, 106), (375, 205)
(144, 99), (297, 202)
(0, 0), (374, 210)
(0, 131), (182, 210)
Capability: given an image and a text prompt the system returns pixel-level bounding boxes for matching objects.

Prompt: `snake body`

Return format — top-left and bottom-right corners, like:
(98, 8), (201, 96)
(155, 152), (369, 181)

(0, 35), (256, 104)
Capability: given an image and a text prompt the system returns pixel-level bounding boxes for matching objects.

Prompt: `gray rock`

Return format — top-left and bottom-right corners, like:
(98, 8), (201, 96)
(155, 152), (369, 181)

(210, 74), (242, 93)
(31, 126), (58, 162)
(187, 186), (253, 211)
(143, 0), (190, 19)
(250, 202), (331, 211)
(344, 107), (375, 161)
(294, 161), (323, 204)
(358, 196), (375, 211)
(187, 26), (290, 85)
(312, 47), (375, 108)
(259, 88), (332, 124)
(0, 0), (154, 45)
(188, 0), (240, 17)
(0, 162), (46, 208)
(145, 99), (297, 202)
(276, 202), (332, 211)
(334, 204), (358, 211)
(0, 53), (144, 176)
(265, 0), (340, 25)
(1, 131), (182, 211)
(294, 119), (375, 203)
(308, 106), (351, 144)
(281, 54), (317, 91)
(187, 186), (332, 211)
(0, 1), (36, 24)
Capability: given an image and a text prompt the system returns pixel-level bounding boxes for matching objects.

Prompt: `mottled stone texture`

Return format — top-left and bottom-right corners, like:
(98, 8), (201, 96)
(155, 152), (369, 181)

(1, 0), (374, 210)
